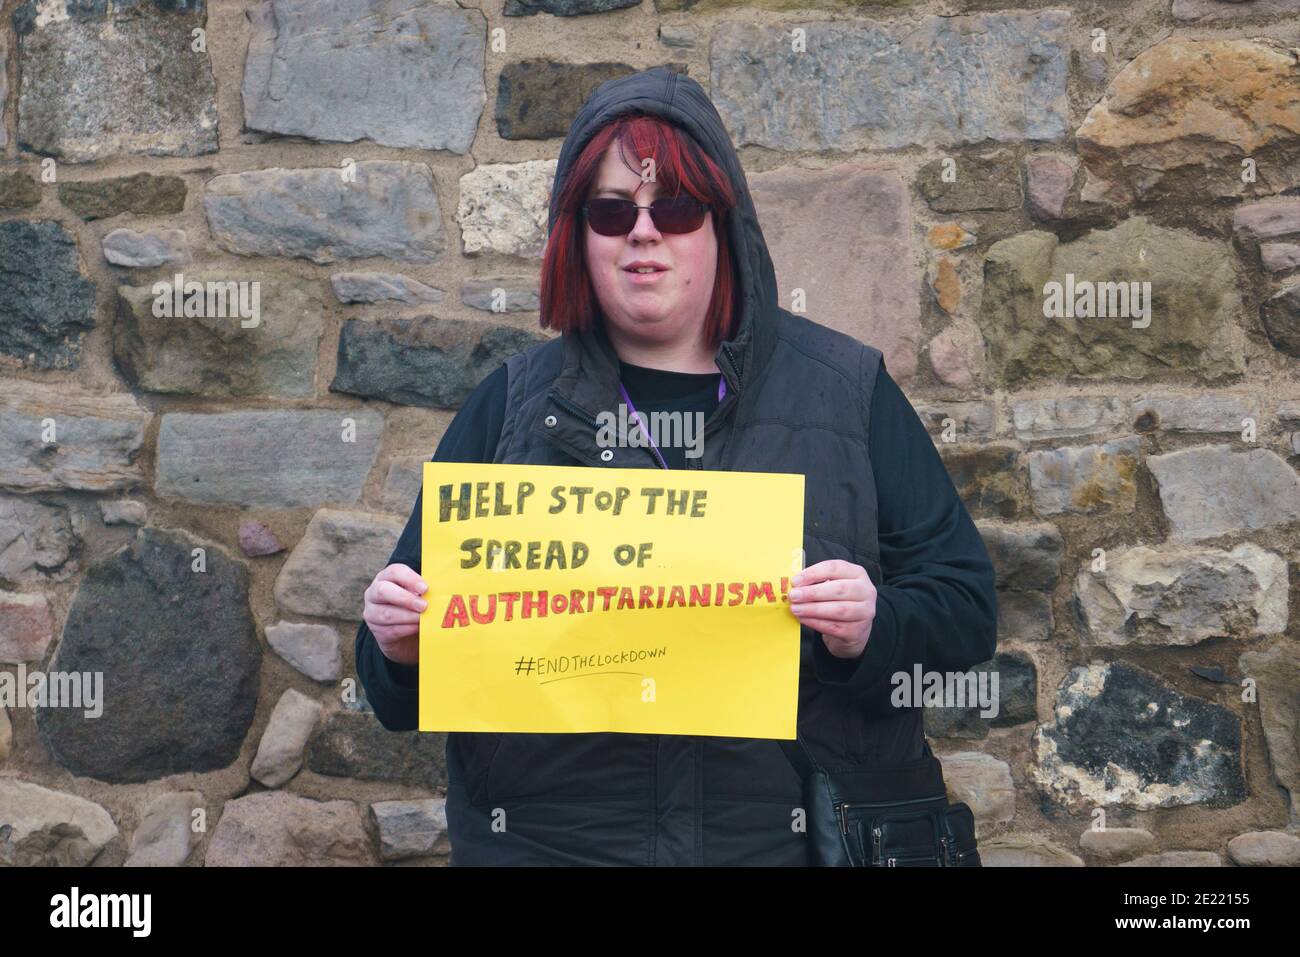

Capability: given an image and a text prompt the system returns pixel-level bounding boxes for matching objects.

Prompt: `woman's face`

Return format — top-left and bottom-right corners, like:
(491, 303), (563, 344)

(583, 144), (718, 353)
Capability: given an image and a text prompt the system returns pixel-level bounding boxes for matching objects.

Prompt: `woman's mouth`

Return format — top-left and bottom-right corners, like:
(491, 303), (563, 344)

(624, 264), (669, 284)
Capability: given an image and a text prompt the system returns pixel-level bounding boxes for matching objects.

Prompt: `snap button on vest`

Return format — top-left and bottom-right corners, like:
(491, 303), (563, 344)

(544, 414), (557, 427)
(600, 449), (613, 461)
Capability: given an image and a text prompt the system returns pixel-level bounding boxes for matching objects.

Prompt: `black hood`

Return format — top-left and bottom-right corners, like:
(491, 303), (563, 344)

(546, 66), (780, 410)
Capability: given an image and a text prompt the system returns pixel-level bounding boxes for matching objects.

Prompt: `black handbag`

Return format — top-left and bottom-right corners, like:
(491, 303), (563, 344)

(779, 735), (981, 867)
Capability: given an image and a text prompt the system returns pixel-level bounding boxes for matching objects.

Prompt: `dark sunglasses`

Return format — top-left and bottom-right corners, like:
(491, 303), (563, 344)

(582, 196), (710, 236)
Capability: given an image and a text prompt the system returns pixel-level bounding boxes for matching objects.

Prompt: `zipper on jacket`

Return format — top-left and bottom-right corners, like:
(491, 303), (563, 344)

(548, 390), (599, 428)
(548, 389), (668, 470)
(722, 343), (741, 388)
(692, 342), (742, 456)
(694, 363), (741, 466)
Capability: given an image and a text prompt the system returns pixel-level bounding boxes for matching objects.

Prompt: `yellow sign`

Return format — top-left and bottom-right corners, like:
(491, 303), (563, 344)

(419, 462), (804, 738)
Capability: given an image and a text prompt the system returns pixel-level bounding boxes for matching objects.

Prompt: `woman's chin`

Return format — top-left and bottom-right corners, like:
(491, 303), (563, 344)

(610, 311), (678, 337)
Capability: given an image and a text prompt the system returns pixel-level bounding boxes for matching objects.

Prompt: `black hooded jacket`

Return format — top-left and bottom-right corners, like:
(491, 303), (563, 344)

(355, 66), (998, 865)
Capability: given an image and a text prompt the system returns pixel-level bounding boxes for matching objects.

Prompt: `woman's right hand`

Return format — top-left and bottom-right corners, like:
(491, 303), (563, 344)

(362, 563), (428, 666)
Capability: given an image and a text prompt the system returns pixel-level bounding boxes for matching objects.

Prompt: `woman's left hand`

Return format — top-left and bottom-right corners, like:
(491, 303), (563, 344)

(788, 559), (877, 659)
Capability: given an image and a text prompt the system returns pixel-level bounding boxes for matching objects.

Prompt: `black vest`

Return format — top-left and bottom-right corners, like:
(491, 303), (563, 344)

(441, 309), (928, 866)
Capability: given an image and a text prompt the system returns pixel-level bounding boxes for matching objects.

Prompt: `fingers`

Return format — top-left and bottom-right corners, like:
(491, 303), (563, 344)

(788, 557), (875, 627)
(365, 564), (427, 636)
(792, 558), (860, 585)
(789, 576), (871, 604)
(373, 578), (429, 614)
(382, 563), (428, 595)
(790, 599), (872, 623)
(369, 601), (424, 627)
(363, 563), (429, 644)
(367, 610), (419, 643)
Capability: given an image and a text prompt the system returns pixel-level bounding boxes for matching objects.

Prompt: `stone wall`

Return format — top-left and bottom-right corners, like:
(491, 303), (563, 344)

(1, 0), (1298, 867)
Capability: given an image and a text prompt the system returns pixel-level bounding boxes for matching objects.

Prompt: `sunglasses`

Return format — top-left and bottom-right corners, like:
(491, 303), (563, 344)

(582, 196), (711, 236)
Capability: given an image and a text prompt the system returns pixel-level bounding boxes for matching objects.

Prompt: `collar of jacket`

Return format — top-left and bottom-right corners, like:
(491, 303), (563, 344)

(538, 299), (778, 470)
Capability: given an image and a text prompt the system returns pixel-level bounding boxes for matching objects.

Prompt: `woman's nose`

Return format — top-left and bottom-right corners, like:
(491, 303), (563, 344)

(628, 206), (662, 240)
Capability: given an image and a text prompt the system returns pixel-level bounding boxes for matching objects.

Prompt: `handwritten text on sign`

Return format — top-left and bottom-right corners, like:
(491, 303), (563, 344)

(418, 462), (804, 737)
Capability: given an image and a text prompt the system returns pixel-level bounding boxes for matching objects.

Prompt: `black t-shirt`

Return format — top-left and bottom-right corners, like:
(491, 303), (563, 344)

(616, 359), (722, 470)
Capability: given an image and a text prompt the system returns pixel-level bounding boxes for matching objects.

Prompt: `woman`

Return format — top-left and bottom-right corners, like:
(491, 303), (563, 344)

(356, 66), (998, 865)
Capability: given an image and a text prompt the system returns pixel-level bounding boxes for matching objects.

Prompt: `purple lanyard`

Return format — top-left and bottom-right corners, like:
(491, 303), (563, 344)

(616, 375), (727, 470)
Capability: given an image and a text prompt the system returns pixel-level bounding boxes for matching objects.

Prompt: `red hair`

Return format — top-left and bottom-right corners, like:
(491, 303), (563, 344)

(539, 113), (740, 348)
